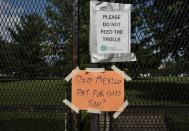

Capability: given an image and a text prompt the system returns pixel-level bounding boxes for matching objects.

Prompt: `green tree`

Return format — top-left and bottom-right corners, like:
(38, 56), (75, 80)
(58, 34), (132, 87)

(144, 0), (189, 74)
(118, 0), (189, 76)
(81, 0), (162, 76)
(46, 0), (189, 77)
(45, 0), (73, 74)
(0, 37), (13, 75)
(8, 14), (46, 78)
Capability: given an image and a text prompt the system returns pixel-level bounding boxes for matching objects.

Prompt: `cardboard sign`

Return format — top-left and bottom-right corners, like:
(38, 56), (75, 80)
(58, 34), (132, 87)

(96, 11), (130, 54)
(72, 71), (124, 111)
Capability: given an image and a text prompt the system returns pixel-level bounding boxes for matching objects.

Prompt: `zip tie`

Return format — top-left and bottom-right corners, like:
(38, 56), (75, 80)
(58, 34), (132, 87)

(63, 99), (80, 114)
(85, 68), (105, 73)
(111, 65), (132, 81)
(87, 109), (101, 114)
(113, 100), (129, 119)
(65, 67), (80, 82)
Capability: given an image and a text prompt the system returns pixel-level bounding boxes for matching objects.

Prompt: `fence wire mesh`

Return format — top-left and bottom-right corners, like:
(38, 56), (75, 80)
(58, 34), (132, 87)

(0, 0), (77, 131)
(79, 0), (189, 130)
(0, 0), (189, 131)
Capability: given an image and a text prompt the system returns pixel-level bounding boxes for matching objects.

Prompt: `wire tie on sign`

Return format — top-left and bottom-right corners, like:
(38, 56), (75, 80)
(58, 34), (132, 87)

(87, 109), (101, 114)
(65, 67), (80, 82)
(111, 65), (132, 81)
(63, 99), (80, 114)
(85, 68), (105, 73)
(113, 100), (129, 119)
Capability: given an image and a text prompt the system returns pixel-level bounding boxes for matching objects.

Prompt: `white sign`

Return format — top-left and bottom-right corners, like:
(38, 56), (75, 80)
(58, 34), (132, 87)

(96, 11), (131, 54)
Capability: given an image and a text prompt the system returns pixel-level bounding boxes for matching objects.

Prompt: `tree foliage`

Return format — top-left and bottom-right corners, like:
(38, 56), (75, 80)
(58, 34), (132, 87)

(0, 37), (14, 75)
(1, 0), (188, 78)
(46, 0), (189, 76)
(8, 14), (46, 78)
(148, 0), (189, 73)
(45, 0), (74, 73)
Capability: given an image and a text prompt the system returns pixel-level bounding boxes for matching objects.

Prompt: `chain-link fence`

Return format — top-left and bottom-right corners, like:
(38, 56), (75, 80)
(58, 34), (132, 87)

(0, 0), (79, 131)
(0, 0), (189, 131)
(80, 0), (189, 130)
(81, 0), (188, 130)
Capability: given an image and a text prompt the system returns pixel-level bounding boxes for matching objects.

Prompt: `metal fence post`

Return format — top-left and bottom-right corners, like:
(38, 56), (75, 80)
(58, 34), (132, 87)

(87, 64), (99, 131)
(90, 114), (99, 131)
(72, 0), (80, 130)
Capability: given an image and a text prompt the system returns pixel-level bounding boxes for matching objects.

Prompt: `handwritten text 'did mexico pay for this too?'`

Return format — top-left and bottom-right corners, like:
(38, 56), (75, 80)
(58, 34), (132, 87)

(72, 71), (124, 111)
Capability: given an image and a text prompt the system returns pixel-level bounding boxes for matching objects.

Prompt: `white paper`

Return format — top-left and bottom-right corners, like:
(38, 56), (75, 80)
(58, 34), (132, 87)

(96, 11), (130, 54)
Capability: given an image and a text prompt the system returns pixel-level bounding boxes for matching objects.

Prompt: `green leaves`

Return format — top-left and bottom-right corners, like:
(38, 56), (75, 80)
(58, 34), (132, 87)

(7, 14), (47, 78)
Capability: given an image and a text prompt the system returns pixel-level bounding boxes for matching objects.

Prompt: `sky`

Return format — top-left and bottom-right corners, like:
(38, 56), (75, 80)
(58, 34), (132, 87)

(0, 0), (47, 41)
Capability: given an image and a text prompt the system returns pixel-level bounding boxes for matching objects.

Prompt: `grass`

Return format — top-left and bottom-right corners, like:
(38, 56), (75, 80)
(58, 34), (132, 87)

(0, 77), (188, 130)
(0, 77), (188, 106)
(125, 78), (189, 106)
(0, 112), (65, 131)
(0, 80), (68, 105)
(0, 119), (64, 131)
(138, 77), (189, 84)
(0, 80), (71, 131)
(125, 77), (189, 130)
